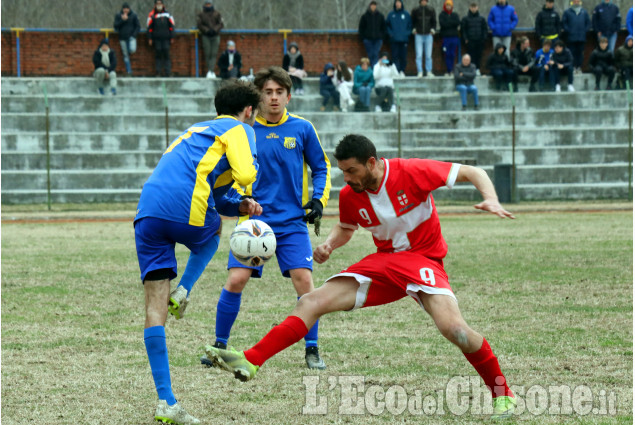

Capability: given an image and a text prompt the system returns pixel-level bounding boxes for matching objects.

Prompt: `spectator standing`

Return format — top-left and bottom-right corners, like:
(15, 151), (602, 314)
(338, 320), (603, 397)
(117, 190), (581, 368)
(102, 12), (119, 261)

(614, 35), (633, 88)
(359, 1), (387, 67)
(549, 40), (575, 91)
(411, 0), (437, 77)
(93, 39), (117, 95)
(486, 43), (516, 90)
(113, 2), (140, 75)
(535, 0), (561, 42)
(533, 38), (554, 91)
(592, 0), (621, 52)
(320, 63), (340, 111)
(511, 36), (537, 90)
(218, 40), (242, 80)
(147, 0), (174, 77)
(353, 58), (375, 111)
(461, 3), (489, 75)
(589, 36), (616, 89)
(488, 0), (518, 57)
(439, 0), (461, 75)
(454, 54), (479, 110)
(196, 1), (224, 79)
(373, 52), (400, 112)
(386, 0), (413, 76)
(627, 7), (633, 36)
(334, 61), (356, 112)
(282, 42), (307, 95)
(562, 0), (591, 73)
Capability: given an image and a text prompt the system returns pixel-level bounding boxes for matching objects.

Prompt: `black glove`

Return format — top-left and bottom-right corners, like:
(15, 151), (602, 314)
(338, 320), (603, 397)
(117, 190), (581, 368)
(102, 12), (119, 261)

(302, 199), (323, 224)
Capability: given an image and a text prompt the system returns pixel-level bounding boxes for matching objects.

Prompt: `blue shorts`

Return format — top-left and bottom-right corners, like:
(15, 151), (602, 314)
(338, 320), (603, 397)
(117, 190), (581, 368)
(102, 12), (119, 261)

(134, 215), (221, 282)
(227, 230), (313, 278)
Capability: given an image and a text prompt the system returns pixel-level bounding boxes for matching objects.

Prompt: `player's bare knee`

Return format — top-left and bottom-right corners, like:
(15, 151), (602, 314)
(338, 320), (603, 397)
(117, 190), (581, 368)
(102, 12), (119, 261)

(297, 291), (329, 315)
(440, 323), (470, 348)
(225, 274), (249, 292)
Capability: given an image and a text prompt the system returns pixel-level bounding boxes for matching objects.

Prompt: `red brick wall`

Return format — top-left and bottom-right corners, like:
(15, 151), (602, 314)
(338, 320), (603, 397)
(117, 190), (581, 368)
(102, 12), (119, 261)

(1, 30), (630, 77)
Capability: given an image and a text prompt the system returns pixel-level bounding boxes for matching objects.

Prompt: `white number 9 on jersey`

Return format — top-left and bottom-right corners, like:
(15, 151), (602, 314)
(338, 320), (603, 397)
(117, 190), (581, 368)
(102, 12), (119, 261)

(419, 268), (436, 286)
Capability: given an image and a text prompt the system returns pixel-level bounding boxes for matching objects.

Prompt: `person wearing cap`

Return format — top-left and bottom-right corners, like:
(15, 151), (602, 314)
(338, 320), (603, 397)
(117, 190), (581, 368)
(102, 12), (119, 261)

(562, 0), (591, 73)
(218, 40), (242, 80)
(113, 2), (140, 75)
(359, 1), (387, 67)
(147, 0), (175, 77)
(282, 41), (307, 95)
(439, 0), (461, 75)
(196, 1), (224, 79)
(614, 35), (633, 88)
(92, 39), (117, 95)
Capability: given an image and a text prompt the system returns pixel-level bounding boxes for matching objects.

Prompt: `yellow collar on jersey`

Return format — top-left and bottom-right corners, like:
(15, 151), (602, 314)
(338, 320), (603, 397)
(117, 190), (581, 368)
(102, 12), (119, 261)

(256, 108), (289, 127)
(214, 114), (239, 121)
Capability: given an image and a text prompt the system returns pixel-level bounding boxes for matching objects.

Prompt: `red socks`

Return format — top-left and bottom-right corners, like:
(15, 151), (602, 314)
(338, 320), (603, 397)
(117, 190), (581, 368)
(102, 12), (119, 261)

(464, 338), (513, 398)
(244, 316), (308, 366)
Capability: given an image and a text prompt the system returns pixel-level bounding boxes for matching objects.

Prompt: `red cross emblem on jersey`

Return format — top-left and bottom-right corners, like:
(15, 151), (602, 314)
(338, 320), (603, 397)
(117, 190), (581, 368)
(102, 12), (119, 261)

(397, 190), (408, 206)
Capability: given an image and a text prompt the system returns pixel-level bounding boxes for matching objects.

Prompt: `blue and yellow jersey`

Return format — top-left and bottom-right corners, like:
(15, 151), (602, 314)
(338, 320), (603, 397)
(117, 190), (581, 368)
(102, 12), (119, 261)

(135, 116), (258, 227)
(238, 109), (331, 234)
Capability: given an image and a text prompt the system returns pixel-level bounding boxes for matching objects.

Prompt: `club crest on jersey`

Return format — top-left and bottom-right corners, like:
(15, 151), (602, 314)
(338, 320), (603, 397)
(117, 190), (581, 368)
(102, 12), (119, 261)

(266, 132), (279, 139)
(284, 137), (297, 149)
(397, 190), (409, 206)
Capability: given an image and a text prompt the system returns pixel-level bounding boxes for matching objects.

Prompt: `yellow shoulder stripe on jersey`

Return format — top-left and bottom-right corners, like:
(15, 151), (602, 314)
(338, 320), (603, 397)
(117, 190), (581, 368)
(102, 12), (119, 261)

(214, 169), (234, 189)
(222, 124), (258, 187)
(189, 139), (225, 227)
(164, 126), (208, 155)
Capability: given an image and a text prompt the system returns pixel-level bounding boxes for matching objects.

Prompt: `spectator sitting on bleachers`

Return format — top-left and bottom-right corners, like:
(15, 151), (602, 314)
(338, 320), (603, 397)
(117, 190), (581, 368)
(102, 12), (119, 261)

(353, 58), (375, 112)
(549, 40), (575, 92)
(92, 39), (117, 96)
(614, 35), (633, 89)
(486, 43), (517, 91)
(320, 63), (340, 111)
(373, 52), (399, 112)
(532, 38), (554, 91)
(589, 36), (616, 90)
(334, 61), (355, 112)
(511, 36), (535, 91)
(454, 54), (479, 110)
(283, 42), (307, 95)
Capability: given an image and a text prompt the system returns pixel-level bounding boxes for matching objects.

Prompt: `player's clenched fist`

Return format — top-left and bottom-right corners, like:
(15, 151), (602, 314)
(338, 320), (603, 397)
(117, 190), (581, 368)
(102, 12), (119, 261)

(313, 243), (333, 264)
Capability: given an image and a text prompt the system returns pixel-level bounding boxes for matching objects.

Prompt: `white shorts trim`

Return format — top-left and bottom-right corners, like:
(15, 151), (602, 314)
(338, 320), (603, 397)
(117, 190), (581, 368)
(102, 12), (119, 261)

(325, 272), (371, 310)
(406, 283), (457, 310)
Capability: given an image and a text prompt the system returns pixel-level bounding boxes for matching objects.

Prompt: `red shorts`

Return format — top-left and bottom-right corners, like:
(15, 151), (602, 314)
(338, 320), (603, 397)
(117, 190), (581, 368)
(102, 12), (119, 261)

(325, 251), (455, 310)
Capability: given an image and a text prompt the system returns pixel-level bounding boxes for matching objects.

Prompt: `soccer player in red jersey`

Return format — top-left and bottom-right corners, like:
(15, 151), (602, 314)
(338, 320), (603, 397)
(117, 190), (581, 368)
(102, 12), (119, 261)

(206, 134), (517, 419)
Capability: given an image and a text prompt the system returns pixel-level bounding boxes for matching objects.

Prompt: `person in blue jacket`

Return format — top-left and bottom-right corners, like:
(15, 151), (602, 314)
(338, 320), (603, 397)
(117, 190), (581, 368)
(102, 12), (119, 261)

(592, 0), (621, 52)
(626, 7), (633, 36)
(532, 38), (554, 91)
(562, 0), (591, 73)
(386, 0), (413, 75)
(487, 0), (518, 57)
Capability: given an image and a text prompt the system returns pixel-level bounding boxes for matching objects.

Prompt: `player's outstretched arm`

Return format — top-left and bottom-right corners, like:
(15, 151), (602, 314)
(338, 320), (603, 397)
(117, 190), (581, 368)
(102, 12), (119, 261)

(456, 165), (515, 219)
(313, 223), (356, 264)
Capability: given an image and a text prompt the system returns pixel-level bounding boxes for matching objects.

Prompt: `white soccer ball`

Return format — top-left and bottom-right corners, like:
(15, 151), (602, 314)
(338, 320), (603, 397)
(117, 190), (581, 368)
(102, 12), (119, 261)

(229, 219), (277, 267)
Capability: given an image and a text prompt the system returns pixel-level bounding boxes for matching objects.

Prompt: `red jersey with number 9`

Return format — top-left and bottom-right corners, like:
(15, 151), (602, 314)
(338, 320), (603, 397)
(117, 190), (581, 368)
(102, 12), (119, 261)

(339, 158), (460, 260)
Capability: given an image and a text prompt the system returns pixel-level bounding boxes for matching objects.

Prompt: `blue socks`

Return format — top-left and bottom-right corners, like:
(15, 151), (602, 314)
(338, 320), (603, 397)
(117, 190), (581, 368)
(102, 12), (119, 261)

(178, 234), (220, 295)
(299, 296), (320, 348)
(144, 326), (176, 405)
(215, 289), (242, 345)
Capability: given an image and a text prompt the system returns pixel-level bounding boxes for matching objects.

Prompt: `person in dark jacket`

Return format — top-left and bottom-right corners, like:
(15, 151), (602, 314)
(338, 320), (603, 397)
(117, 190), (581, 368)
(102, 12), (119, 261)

(592, 0), (621, 52)
(486, 43), (516, 90)
(549, 40), (575, 91)
(114, 2), (140, 75)
(511, 36), (536, 90)
(535, 0), (561, 42)
(217, 40), (242, 80)
(412, 0), (437, 77)
(488, 0), (518, 57)
(454, 54), (479, 110)
(147, 0), (175, 77)
(562, 0), (591, 72)
(197, 1), (224, 79)
(614, 35), (633, 88)
(461, 3), (488, 75)
(386, 0), (413, 75)
(533, 38), (554, 90)
(319, 63), (340, 111)
(359, 1), (387, 67)
(439, 0), (461, 74)
(282, 42), (307, 94)
(93, 39), (117, 95)
(589, 36), (616, 89)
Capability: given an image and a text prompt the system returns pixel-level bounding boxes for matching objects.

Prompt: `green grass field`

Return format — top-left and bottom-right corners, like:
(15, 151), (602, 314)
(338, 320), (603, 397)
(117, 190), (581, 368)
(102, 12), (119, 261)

(1, 207), (632, 424)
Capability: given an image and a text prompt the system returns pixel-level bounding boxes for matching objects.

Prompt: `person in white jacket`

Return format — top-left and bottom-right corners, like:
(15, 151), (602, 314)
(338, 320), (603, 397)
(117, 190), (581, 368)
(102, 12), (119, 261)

(373, 51), (400, 112)
(333, 61), (356, 112)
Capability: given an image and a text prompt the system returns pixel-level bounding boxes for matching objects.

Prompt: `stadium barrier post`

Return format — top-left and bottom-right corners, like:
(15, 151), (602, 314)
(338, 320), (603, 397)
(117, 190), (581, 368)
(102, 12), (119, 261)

(163, 82), (169, 148)
(191, 29), (200, 78)
(278, 29), (292, 54)
(42, 83), (52, 210)
(11, 28), (24, 77)
(508, 82), (517, 203)
(100, 28), (111, 41)
(396, 85), (401, 158)
(627, 80), (632, 200)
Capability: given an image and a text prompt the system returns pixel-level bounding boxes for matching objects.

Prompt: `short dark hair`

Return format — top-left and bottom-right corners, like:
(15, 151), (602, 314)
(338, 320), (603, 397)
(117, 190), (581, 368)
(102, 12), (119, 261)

(554, 40), (565, 48)
(334, 134), (377, 164)
(254, 66), (292, 94)
(214, 80), (261, 116)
